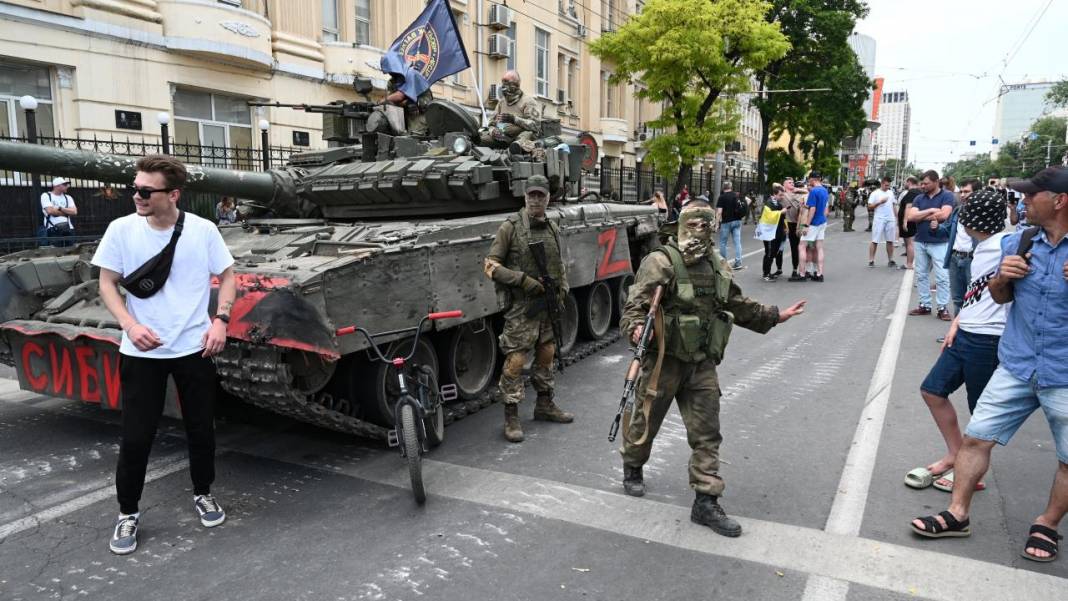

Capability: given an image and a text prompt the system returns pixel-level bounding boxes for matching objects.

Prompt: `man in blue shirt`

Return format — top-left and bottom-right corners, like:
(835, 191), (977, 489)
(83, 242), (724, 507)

(909, 166), (1068, 563)
(906, 170), (956, 320)
(796, 172), (829, 282)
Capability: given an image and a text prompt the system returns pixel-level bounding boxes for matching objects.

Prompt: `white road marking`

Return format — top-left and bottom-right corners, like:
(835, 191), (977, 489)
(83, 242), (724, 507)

(0, 455), (188, 541)
(801, 269), (915, 601)
(240, 439), (1067, 601)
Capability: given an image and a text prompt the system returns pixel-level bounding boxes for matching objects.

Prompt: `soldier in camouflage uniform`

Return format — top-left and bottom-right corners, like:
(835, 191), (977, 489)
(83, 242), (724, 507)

(366, 73), (433, 136)
(618, 200), (806, 536)
(479, 71), (542, 154)
(483, 174), (573, 443)
(842, 186), (856, 232)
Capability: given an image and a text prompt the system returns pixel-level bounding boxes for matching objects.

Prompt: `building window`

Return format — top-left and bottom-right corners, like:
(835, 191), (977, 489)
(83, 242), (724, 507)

(322, 0), (339, 42)
(535, 28), (550, 98)
(505, 21), (517, 71)
(0, 62), (54, 139)
(173, 89), (253, 166)
(566, 59), (576, 110)
(355, 0), (371, 45)
(602, 0), (617, 31)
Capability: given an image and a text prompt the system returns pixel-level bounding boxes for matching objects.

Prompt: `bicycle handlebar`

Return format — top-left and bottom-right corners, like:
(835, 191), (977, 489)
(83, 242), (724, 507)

(334, 310), (465, 364)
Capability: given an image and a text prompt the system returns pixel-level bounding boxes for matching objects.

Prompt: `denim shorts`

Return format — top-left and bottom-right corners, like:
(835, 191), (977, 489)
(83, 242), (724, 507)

(920, 329), (1000, 413)
(965, 365), (1068, 463)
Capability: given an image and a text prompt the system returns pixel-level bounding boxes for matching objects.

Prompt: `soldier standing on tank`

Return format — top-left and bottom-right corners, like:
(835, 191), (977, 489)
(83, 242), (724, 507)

(483, 174), (574, 442)
(479, 70), (542, 155)
(618, 200), (806, 536)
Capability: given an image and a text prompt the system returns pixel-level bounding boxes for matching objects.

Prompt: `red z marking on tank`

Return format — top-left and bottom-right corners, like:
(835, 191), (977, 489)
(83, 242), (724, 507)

(596, 229), (630, 279)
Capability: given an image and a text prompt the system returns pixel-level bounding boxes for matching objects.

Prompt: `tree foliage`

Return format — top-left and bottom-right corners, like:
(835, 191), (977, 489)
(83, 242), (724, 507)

(876, 158), (916, 181)
(943, 116), (1067, 181)
(754, 1), (872, 189)
(765, 148), (804, 185)
(590, 0), (789, 195)
(1046, 80), (1068, 108)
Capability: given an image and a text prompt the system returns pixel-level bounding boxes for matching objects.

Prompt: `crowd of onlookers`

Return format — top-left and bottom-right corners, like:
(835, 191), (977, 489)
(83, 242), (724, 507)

(647, 165), (1068, 563)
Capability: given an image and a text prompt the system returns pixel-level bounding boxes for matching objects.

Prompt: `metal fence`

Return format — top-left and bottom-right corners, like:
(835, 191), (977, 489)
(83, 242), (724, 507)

(583, 165), (761, 205)
(0, 135), (308, 243)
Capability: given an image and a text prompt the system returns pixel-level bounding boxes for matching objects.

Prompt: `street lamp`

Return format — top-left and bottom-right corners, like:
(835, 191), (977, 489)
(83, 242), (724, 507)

(156, 112), (171, 154)
(259, 119), (270, 170)
(635, 145), (649, 202)
(1027, 132), (1055, 168)
(19, 95), (38, 142)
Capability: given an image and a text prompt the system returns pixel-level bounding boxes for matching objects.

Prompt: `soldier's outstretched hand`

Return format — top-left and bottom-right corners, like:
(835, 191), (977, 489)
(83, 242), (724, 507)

(778, 300), (807, 323)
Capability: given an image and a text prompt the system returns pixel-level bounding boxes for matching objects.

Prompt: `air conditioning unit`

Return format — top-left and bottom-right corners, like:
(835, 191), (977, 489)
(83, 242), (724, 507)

(487, 34), (511, 59)
(488, 3), (512, 29)
(556, 89), (566, 104)
(487, 83), (499, 101)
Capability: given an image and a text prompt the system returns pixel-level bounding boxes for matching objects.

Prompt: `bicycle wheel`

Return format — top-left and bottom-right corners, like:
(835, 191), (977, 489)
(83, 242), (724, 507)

(399, 402), (426, 504)
(424, 402), (445, 448)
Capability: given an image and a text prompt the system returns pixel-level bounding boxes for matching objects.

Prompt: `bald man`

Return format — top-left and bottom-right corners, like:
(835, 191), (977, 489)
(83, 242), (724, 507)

(480, 71), (542, 154)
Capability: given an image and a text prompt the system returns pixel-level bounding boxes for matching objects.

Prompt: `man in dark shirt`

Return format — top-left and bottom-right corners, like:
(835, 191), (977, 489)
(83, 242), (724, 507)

(896, 176), (920, 270)
(716, 181), (745, 269)
(906, 170), (955, 320)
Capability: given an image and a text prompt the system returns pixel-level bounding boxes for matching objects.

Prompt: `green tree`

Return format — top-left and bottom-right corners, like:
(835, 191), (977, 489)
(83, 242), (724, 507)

(590, 0), (789, 197)
(753, 1), (872, 191)
(1046, 80), (1068, 108)
(876, 158), (917, 181)
(764, 148), (804, 185)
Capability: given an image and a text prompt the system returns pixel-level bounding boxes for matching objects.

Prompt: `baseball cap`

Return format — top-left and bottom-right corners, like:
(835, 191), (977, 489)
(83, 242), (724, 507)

(1008, 166), (1068, 195)
(51, 177), (70, 187)
(525, 174), (549, 195)
(958, 189), (1006, 235)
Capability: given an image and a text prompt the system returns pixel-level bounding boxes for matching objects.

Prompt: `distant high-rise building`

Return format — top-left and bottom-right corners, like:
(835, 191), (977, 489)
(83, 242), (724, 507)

(992, 82), (1058, 156)
(876, 90), (911, 163)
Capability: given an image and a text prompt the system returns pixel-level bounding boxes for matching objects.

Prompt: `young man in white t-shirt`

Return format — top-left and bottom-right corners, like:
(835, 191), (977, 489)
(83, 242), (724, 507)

(904, 189), (1008, 493)
(867, 176), (898, 267)
(40, 177), (78, 245)
(91, 155), (236, 555)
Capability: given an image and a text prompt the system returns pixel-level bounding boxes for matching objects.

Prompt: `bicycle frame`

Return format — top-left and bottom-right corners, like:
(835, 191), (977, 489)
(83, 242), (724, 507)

(336, 310), (463, 452)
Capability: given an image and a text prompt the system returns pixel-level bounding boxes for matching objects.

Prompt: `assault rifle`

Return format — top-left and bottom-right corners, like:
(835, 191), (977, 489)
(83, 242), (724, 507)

(528, 240), (565, 373)
(608, 285), (664, 443)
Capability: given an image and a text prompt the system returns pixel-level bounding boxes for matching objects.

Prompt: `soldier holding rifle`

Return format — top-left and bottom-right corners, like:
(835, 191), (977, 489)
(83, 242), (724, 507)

(484, 175), (574, 443)
(616, 200), (806, 537)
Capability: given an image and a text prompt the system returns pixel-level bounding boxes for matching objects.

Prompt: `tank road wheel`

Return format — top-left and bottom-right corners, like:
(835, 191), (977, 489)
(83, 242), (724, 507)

(398, 402), (426, 504)
(611, 274), (634, 326)
(358, 337), (439, 427)
(440, 319), (497, 400)
(558, 292), (580, 355)
(577, 281), (613, 340)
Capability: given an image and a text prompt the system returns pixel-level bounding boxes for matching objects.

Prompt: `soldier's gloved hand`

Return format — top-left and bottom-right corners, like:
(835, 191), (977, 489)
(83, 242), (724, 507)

(521, 275), (545, 295)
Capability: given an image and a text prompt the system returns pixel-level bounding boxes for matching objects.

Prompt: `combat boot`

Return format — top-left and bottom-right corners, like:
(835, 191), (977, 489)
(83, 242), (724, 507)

(533, 393), (574, 423)
(691, 492), (742, 537)
(503, 403), (524, 443)
(622, 465), (645, 497)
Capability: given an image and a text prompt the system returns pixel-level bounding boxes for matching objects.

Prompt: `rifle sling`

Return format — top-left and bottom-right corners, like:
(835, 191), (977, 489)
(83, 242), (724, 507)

(623, 304), (666, 447)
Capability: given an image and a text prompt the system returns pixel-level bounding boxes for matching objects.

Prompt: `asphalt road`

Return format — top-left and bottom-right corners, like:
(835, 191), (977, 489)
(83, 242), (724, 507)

(1, 218), (1065, 601)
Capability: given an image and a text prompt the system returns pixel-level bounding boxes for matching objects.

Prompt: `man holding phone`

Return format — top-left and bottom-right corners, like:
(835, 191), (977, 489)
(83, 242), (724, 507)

(92, 155), (236, 555)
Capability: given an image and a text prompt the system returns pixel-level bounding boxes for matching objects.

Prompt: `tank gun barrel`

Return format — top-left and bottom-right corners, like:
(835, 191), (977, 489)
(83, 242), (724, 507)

(0, 140), (290, 207)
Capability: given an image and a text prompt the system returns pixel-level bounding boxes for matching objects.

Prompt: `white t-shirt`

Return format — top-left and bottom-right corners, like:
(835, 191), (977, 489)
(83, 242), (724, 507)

(958, 232), (1009, 337)
(41, 192), (75, 228)
(868, 189), (896, 221)
(91, 212), (234, 358)
(953, 221), (973, 252)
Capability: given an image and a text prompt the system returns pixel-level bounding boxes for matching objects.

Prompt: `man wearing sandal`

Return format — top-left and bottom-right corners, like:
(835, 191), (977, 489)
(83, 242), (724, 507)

(909, 166), (1068, 563)
(903, 190), (1009, 494)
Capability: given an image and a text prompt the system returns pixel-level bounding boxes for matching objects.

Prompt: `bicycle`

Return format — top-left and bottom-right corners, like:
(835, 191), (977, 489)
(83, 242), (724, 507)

(335, 310), (462, 504)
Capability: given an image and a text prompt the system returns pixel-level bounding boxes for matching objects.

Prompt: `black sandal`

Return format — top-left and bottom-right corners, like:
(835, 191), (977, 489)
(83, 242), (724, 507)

(911, 510), (971, 538)
(1021, 524), (1062, 563)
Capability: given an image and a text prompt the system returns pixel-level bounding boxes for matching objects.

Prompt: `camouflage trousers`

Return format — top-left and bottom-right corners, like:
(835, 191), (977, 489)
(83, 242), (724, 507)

(842, 204), (855, 231)
(479, 129), (536, 152)
(497, 308), (555, 405)
(620, 354), (725, 496)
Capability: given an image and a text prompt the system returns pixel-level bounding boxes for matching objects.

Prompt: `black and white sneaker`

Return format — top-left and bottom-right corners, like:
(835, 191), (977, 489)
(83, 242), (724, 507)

(109, 513), (139, 555)
(762, 275), (773, 282)
(194, 494), (226, 528)
(888, 260), (898, 268)
(868, 261), (875, 268)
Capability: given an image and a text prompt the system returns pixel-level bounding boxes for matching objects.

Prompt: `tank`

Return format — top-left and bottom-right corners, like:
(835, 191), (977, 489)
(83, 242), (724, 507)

(0, 99), (660, 440)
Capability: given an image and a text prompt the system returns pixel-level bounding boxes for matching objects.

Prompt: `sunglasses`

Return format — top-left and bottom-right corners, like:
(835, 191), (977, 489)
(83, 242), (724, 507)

(129, 186), (175, 199)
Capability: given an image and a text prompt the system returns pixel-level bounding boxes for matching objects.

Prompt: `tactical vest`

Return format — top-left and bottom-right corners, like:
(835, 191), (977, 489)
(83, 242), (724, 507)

(500, 210), (563, 305)
(658, 243), (735, 364)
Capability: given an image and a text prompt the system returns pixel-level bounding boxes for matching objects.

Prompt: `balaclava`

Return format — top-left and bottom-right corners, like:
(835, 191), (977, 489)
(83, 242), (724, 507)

(677, 206), (716, 265)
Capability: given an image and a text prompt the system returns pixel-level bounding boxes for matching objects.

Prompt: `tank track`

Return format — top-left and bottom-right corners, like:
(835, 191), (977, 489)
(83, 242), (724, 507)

(215, 332), (621, 441)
